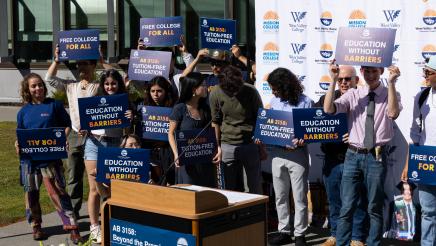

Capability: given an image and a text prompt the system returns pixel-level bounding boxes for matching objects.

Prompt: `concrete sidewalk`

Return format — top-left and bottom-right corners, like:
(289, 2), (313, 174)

(0, 106), (20, 121)
(0, 204), (90, 246)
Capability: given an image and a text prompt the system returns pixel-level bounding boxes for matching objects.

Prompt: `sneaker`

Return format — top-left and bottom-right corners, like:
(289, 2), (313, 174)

(90, 224), (102, 244)
(321, 237), (336, 246)
(350, 240), (365, 246)
(295, 236), (307, 246)
(32, 226), (47, 241)
(269, 232), (292, 245)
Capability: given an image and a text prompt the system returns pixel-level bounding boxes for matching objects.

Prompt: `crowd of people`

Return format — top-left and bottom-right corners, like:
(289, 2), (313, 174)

(14, 35), (436, 246)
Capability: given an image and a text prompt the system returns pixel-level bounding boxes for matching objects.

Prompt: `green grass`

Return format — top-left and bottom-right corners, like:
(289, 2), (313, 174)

(0, 122), (89, 226)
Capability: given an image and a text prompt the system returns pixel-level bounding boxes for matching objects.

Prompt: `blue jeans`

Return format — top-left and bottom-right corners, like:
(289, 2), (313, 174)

(323, 158), (368, 241)
(336, 148), (387, 246)
(419, 184), (436, 246)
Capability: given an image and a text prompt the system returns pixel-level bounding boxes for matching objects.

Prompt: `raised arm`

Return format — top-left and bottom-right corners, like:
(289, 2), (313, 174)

(180, 48), (209, 78)
(324, 59), (339, 114)
(386, 65), (401, 120)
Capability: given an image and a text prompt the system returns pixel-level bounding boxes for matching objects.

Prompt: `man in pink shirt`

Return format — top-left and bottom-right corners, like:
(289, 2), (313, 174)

(324, 60), (402, 246)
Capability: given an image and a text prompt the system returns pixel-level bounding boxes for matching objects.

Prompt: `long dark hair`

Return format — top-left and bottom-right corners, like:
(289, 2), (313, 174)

(267, 67), (303, 106)
(178, 72), (207, 105)
(98, 69), (126, 95)
(143, 76), (175, 107)
(20, 73), (48, 103)
(218, 65), (244, 96)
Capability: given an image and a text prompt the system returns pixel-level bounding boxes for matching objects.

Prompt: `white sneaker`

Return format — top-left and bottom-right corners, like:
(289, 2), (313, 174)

(90, 224), (102, 244)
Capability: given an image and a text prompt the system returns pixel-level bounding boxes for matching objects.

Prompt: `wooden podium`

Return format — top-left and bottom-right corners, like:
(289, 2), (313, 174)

(101, 180), (268, 246)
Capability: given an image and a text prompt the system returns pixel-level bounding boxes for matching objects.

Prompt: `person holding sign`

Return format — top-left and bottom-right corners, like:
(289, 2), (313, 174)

(15, 74), (83, 243)
(83, 69), (132, 244)
(209, 65), (263, 194)
(134, 76), (176, 184)
(46, 44), (113, 218)
(401, 55), (436, 246)
(168, 72), (218, 187)
(315, 66), (368, 246)
(264, 68), (313, 246)
(324, 59), (402, 246)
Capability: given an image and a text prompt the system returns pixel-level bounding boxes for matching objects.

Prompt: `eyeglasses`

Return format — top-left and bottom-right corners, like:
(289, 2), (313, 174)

(338, 77), (352, 83)
(423, 68), (436, 78)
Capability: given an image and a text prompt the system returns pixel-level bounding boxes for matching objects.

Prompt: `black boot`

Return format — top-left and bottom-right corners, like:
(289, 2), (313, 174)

(269, 232), (292, 245)
(295, 235), (307, 246)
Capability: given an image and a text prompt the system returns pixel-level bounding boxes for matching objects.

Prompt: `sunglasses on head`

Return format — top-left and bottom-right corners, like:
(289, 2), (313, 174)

(338, 77), (352, 83)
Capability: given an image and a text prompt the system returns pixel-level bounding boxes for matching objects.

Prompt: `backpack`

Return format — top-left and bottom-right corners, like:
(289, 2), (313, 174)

(418, 87), (431, 132)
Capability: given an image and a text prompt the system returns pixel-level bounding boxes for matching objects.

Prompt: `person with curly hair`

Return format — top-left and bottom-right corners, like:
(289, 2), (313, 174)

(265, 68), (313, 246)
(16, 73), (83, 244)
(209, 65), (264, 194)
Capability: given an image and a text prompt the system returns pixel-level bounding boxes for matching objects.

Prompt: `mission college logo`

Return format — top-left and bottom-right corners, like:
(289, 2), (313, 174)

(289, 11), (307, 32)
(423, 9), (436, 25)
(319, 75), (332, 90)
(289, 43), (306, 64)
(55, 131), (62, 138)
(381, 10), (400, 28)
(99, 97), (108, 106)
(416, 9), (436, 32)
(422, 44), (436, 59)
(348, 10), (367, 27)
(263, 10), (279, 32)
(262, 42), (279, 64)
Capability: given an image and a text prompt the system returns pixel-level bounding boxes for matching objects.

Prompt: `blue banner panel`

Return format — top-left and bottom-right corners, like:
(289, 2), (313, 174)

(110, 218), (196, 246)
(78, 93), (130, 130)
(253, 108), (294, 147)
(335, 27), (396, 67)
(140, 16), (183, 47)
(58, 29), (100, 61)
(176, 128), (216, 166)
(200, 17), (236, 50)
(292, 108), (348, 143)
(96, 147), (150, 184)
(17, 128), (67, 161)
(408, 144), (436, 185)
(128, 50), (172, 81)
(141, 106), (171, 141)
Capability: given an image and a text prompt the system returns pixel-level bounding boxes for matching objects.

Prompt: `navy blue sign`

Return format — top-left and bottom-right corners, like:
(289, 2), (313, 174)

(96, 147), (150, 184)
(78, 93), (130, 130)
(253, 108), (294, 147)
(141, 106), (171, 141)
(58, 29), (100, 61)
(293, 108), (348, 143)
(110, 218), (196, 246)
(408, 144), (436, 185)
(140, 16), (183, 47)
(200, 17), (236, 50)
(176, 128), (216, 166)
(128, 50), (172, 81)
(16, 128), (67, 161)
(335, 27), (396, 67)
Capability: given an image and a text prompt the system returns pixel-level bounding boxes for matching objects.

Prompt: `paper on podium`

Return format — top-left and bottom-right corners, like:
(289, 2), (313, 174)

(178, 185), (264, 205)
